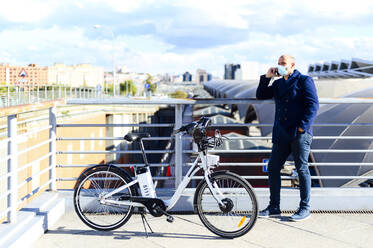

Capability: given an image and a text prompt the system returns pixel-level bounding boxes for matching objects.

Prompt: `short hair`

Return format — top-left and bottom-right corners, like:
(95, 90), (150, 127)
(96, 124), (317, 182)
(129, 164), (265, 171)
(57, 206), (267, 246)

(279, 55), (295, 65)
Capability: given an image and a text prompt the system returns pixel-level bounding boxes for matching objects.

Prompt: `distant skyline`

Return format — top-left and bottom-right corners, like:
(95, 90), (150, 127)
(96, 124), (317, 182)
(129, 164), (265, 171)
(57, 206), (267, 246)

(0, 0), (373, 77)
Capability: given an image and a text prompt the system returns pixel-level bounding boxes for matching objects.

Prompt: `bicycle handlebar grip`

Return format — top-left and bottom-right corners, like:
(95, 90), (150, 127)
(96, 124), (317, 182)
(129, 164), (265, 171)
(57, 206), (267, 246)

(198, 117), (211, 128)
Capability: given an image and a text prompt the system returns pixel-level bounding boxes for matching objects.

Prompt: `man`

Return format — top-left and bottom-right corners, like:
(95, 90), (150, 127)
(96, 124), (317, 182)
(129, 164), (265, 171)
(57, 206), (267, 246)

(256, 55), (319, 221)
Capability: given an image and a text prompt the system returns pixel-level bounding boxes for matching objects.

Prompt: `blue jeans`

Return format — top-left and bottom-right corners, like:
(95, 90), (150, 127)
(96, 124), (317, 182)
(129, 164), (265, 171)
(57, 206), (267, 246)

(268, 131), (312, 210)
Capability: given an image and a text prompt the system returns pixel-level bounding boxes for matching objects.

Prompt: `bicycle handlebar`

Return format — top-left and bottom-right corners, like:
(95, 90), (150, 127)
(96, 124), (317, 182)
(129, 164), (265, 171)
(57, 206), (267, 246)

(174, 116), (211, 135)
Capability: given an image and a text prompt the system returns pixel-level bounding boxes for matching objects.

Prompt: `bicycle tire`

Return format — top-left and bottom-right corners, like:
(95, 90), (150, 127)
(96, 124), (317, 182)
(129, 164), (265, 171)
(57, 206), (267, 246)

(194, 171), (258, 238)
(74, 165), (136, 231)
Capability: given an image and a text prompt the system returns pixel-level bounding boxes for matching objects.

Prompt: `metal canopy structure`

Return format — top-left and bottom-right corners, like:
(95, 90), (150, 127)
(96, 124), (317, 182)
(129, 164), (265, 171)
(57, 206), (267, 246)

(308, 58), (373, 79)
(204, 80), (256, 99)
(203, 78), (373, 188)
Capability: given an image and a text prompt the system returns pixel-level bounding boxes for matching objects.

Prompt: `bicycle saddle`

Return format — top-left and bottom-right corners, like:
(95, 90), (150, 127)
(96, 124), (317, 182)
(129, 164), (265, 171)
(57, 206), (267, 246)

(124, 132), (151, 142)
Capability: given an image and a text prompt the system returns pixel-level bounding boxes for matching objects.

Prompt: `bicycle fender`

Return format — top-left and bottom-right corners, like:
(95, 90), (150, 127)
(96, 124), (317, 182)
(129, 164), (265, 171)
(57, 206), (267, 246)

(74, 164), (140, 196)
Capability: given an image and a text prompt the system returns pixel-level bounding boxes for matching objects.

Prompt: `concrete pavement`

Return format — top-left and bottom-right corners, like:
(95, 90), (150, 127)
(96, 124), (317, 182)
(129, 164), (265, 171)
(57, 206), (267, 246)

(33, 210), (373, 248)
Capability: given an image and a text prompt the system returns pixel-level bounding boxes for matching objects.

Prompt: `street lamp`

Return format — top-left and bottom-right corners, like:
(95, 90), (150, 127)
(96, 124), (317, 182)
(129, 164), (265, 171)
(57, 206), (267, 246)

(93, 24), (117, 97)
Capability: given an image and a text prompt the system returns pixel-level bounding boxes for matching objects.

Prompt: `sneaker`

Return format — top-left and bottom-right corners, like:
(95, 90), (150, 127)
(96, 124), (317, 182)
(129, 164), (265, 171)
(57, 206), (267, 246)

(259, 206), (281, 218)
(290, 208), (310, 222)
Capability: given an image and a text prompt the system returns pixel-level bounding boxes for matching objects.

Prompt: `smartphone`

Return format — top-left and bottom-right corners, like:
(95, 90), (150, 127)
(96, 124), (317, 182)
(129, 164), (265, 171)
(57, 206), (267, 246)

(274, 68), (280, 77)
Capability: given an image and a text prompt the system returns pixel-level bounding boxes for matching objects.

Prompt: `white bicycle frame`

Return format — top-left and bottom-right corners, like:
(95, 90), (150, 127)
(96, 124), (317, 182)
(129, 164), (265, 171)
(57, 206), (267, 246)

(101, 151), (225, 211)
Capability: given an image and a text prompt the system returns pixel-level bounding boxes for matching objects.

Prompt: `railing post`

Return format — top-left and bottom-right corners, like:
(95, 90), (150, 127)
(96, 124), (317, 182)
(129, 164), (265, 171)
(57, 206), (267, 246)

(49, 107), (57, 191)
(28, 85), (31, 104)
(7, 114), (18, 223)
(174, 104), (183, 188)
(7, 85), (10, 107)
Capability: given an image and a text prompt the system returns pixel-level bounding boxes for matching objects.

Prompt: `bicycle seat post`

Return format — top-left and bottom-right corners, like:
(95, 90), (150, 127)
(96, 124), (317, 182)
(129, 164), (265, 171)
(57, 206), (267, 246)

(139, 138), (150, 167)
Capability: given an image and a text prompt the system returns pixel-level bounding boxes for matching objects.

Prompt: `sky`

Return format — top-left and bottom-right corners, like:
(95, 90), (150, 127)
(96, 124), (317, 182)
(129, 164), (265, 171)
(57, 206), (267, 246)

(0, 0), (373, 77)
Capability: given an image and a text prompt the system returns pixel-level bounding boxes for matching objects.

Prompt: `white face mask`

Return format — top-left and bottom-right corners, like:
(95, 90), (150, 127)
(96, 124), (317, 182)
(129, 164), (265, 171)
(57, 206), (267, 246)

(277, 65), (287, 76)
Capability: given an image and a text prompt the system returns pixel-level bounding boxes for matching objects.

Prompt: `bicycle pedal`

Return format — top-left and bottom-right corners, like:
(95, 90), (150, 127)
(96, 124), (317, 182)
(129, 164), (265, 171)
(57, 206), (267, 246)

(166, 216), (174, 223)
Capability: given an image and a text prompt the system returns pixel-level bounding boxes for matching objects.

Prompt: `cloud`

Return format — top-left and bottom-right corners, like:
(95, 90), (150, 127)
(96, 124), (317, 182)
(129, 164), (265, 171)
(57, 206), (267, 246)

(0, 0), (372, 76)
(0, 0), (60, 23)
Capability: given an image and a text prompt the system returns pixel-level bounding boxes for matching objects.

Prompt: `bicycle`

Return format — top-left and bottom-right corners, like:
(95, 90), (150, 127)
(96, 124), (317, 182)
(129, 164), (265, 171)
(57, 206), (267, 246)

(73, 117), (258, 238)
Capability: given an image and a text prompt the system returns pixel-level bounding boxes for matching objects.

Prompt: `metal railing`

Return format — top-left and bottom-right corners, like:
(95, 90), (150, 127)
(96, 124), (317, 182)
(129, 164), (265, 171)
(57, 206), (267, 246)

(0, 85), (103, 108)
(1, 97), (373, 223)
(0, 107), (56, 223)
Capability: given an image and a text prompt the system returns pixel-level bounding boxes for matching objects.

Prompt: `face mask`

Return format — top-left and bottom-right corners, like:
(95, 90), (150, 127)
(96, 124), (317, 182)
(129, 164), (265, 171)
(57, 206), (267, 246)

(277, 65), (287, 76)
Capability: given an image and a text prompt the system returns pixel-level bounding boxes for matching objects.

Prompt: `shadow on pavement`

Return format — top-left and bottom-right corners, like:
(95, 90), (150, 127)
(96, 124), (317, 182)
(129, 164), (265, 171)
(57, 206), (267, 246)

(46, 226), (224, 240)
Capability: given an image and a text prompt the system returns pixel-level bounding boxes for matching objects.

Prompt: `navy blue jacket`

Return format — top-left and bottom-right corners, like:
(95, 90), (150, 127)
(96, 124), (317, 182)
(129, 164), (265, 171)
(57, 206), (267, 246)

(256, 70), (319, 144)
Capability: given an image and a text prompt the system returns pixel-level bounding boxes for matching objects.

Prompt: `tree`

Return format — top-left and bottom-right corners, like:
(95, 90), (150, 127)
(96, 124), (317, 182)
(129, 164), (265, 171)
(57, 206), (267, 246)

(145, 74), (156, 93)
(169, 90), (187, 99)
(120, 80), (137, 96)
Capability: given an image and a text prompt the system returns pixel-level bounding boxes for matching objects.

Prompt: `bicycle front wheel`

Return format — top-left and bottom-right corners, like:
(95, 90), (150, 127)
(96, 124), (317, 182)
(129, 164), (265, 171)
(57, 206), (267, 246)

(74, 166), (135, 231)
(194, 171), (258, 238)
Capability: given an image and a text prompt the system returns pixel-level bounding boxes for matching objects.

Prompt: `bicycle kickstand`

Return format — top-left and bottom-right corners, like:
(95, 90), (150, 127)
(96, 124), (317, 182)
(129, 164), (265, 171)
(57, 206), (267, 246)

(140, 213), (154, 237)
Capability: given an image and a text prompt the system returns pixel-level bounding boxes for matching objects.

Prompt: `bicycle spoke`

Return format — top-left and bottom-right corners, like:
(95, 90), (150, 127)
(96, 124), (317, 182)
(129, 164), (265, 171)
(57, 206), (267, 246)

(196, 173), (258, 238)
(75, 169), (134, 231)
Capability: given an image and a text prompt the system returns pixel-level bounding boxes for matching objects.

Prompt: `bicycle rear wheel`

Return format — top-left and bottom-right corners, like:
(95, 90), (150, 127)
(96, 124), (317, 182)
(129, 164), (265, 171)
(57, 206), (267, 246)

(194, 171), (258, 238)
(74, 166), (136, 231)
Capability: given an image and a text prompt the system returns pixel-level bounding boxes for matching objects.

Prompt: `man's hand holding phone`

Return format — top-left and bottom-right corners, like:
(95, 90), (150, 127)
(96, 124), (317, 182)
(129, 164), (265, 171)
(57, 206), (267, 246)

(266, 67), (279, 78)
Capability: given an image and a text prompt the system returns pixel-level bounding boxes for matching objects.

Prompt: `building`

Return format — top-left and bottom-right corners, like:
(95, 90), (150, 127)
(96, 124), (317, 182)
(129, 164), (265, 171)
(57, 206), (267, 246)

(48, 63), (104, 87)
(0, 63), (104, 87)
(207, 73), (212, 81)
(196, 69), (208, 83)
(183, 72), (192, 82)
(0, 63), (48, 85)
(224, 64), (240, 80)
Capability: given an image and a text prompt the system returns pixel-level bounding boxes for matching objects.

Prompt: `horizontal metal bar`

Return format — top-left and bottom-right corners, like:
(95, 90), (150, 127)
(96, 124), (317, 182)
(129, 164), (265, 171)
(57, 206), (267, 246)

(312, 123), (373, 127)
(64, 97), (373, 105)
(55, 123), (373, 129)
(17, 125), (52, 139)
(57, 176), (174, 181)
(191, 176), (373, 180)
(210, 123), (273, 127)
(66, 98), (193, 105)
(57, 123), (174, 128)
(211, 123), (373, 127)
(218, 136), (373, 140)
(18, 138), (52, 155)
(57, 137), (173, 141)
(18, 179), (52, 207)
(56, 163), (170, 168)
(57, 150), (173, 154)
(185, 162), (373, 167)
(17, 166), (51, 189)
(184, 149), (373, 154)
(312, 136), (373, 139)
(194, 97), (373, 104)
(17, 152), (52, 172)
(0, 131), (7, 137)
